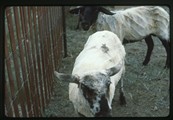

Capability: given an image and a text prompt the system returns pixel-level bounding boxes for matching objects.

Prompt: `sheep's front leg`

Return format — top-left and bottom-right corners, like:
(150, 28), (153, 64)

(76, 15), (81, 30)
(119, 78), (126, 105)
(143, 35), (154, 65)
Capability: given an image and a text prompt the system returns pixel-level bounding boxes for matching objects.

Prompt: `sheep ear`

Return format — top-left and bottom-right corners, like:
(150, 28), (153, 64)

(54, 71), (80, 84)
(98, 7), (115, 15)
(69, 6), (84, 14)
(106, 62), (123, 76)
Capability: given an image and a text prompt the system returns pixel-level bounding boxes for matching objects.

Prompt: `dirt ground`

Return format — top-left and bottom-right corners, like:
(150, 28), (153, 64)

(43, 6), (170, 117)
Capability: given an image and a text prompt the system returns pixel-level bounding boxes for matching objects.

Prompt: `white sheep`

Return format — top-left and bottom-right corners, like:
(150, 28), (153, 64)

(69, 6), (170, 68)
(97, 6), (169, 41)
(98, 6), (170, 68)
(54, 30), (126, 117)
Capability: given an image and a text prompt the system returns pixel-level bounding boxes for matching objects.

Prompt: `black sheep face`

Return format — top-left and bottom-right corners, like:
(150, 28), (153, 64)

(69, 6), (114, 31)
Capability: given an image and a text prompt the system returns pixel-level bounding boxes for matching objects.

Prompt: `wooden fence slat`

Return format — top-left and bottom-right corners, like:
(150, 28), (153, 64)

(38, 7), (48, 108)
(33, 7), (45, 114)
(44, 7), (50, 99)
(44, 7), (51, 102)
(62, 7), (67, 58)
(5, 28), (19, 117)
(47, 8), (54, 96)
(53, 7), (60, 69)
(5, 65), (14, 117)
(56, 8), (63, 69)
(50, 8), (57, 69)
(53, 7), (58, 68)
(42, 7), (49, 105)
(47, 6), (53, 99)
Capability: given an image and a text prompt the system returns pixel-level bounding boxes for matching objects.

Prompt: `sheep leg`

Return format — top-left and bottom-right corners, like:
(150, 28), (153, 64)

(76, 15), (81, 30)
(119, 78), (126, 105)
(159, 39), (170, 68)
(76, 20), (80, 29)
(143, 35), (154, 65)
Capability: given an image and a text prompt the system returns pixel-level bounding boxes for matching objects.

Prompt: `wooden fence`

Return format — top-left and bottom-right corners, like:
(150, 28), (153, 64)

(5, 6), (67, 117)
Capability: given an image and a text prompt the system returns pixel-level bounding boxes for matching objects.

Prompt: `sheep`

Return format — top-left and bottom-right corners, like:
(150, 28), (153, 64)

(54, 30), (126, 117)
(69, 6), (170, 68)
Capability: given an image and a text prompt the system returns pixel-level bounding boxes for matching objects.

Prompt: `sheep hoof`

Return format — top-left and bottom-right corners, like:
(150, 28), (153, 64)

(142, 60), (149, 66)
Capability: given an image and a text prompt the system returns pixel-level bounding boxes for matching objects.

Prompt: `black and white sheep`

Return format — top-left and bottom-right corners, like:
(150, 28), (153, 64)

(69, 6), (170, 68)
(54, 30), (126, 117)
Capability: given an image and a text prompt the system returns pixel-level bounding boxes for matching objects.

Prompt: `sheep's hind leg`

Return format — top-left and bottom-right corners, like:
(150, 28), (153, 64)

(159, 39), (170, 68)
(143, 35), (154, 65)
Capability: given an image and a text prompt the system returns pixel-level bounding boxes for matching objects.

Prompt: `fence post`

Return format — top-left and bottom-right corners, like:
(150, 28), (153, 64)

(62, 7), (68, 58)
